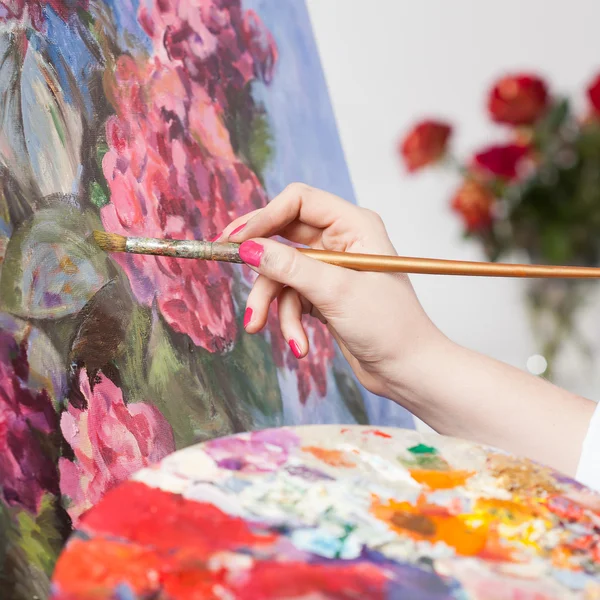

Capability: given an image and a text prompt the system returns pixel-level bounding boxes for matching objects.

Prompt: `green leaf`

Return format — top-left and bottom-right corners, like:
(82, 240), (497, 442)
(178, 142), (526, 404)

(540, 225), (572, 264)
(533, 98), (570, 148)
(90, 181), (109, 208)
(144, 313), (236, 447)
(219, 323), (283, 427)
(0, 206), (110, 319)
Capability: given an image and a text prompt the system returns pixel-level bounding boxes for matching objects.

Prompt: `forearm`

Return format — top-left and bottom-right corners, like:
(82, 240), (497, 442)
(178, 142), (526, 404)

(388, 336), (596, 476)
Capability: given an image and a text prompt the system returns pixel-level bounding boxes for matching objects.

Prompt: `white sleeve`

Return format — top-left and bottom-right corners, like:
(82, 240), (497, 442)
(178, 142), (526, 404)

(576, 401), (600, 492)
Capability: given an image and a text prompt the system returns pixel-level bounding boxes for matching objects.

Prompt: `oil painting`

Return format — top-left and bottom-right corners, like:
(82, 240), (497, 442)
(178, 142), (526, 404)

(0, 0), (411, 596)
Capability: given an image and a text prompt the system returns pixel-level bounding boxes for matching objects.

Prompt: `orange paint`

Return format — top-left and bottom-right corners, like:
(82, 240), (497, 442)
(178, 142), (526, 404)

(371, 497), (487, 556)
(409, 469), (474, 490)
(303, 446), (356, 468)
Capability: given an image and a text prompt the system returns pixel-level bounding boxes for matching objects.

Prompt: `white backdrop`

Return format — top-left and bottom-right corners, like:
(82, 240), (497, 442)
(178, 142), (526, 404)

(305, 0), (600, 411)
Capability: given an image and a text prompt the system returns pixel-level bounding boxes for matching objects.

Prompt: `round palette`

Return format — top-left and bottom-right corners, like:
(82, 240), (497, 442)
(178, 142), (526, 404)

(51, 426), (600, 599)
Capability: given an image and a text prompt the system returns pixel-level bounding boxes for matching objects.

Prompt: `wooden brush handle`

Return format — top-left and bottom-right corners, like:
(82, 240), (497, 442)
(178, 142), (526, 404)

(298, 248), (600, 279)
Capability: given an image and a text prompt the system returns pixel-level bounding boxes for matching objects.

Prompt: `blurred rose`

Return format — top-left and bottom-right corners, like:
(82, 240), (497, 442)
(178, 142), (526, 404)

(451, 180), (494, 231)
(488, 74), (549, 125)
(0, 328), (59, 513)
(586, 73), (600, 116)
(59, 369), (175, 524)
(399, 120), (452, 172)
(472, 143), (530, 181)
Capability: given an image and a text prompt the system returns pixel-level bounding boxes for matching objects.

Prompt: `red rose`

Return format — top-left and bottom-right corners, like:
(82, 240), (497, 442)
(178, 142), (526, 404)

(488, 75), (549, 125)
(451, 180), (494, 231)
(399, 120), (452, 172)
(472, 143), (530, 180)
(586, 73), (600, 115)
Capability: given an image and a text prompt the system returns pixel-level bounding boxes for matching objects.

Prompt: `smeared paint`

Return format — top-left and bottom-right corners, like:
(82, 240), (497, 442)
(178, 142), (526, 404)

(303, 446), (356, 468)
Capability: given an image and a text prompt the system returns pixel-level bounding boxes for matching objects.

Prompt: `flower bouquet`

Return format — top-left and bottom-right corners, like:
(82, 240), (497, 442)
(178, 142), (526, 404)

(400, 73), (600, 378)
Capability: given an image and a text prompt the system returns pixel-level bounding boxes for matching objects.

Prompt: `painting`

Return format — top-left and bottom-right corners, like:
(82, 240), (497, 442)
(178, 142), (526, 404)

(52, 425), (600, 598)
(0, 0), (413, 596)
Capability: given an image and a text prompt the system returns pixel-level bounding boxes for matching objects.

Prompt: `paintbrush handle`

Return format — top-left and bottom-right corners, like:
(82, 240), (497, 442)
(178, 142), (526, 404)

(119, 237), (600, 278)
(298, 248), (600, 278)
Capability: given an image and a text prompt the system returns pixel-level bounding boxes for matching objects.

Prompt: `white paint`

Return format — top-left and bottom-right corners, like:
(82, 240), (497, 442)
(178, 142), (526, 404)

(306, 0), (600, 413)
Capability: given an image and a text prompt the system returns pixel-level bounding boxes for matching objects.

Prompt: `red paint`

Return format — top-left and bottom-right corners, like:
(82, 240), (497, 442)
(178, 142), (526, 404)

(239, 241), (263, 267)
(289, 339), (302, 359)
(230, 223), (246, 237)
(365, 429), (392, 439)
(80, 481), (277, 558)
(244, 307), (253, 329)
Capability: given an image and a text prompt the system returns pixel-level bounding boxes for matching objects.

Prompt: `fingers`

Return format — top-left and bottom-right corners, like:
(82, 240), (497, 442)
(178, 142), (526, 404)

(244, 275), (283, 333)
(229, 183), (361, 242)
(278, 287), (308, 358)
(238, 237), (352, 310)
(213, 209), (262, 241)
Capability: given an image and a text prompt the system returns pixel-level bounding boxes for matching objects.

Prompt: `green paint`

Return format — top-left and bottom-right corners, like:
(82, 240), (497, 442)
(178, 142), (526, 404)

(90, 181), (109, 208)
(48, 105), (66, 147)
(408, 443), (438, 455)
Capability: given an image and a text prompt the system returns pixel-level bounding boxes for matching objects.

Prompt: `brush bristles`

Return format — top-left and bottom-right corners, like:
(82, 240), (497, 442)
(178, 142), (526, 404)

(93, 230), (127, 253)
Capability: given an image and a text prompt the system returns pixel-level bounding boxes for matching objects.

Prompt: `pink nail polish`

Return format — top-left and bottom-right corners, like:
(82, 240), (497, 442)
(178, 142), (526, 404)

(239, 241), (263, 267)
(289, 339), (302, 359)
(230, 223), (246, 237)
(244, 307), (253, 328)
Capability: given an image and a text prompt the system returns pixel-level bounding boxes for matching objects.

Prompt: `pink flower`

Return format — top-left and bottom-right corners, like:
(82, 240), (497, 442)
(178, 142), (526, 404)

(59, 369), (175, 524)
(101, 56), (266, 350)
(0, 329), (58, 513)
(138, 0), (277, 108)
(0, 0), (87, 29)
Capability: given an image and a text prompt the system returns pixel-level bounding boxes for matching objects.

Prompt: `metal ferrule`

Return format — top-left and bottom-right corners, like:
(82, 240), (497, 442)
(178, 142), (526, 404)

(125, 237), (243, 263)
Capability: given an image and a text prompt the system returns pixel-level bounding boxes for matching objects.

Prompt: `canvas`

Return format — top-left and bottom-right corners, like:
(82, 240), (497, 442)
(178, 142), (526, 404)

(0, 0), (412, 596)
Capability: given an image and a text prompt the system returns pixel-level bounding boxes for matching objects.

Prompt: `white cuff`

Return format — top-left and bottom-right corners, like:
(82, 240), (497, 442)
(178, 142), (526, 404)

(576, 401), (600, 492)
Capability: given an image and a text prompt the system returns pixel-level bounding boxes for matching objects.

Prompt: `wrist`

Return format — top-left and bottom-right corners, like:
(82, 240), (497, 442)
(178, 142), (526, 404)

(377, 326), (458, 409)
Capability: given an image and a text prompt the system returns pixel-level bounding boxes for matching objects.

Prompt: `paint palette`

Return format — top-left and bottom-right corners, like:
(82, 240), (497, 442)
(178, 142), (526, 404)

(51, 426), (600, 599)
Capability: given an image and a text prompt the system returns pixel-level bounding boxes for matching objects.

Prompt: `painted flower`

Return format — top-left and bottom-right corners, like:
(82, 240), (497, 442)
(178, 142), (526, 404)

(487, 74), (549, 126)
(58, 369), (175, 524)
(204, 428), (300, 473)
(451, 180), (495, 232)
(138, 0), (277, 107)
(0, 328), (59, 513)
(101, 55), (266, 350)
(399, 120), (452, 172)
(586, 73), (600, 116)
(0, 0), (87, 29)
(472, 143), (530, 181)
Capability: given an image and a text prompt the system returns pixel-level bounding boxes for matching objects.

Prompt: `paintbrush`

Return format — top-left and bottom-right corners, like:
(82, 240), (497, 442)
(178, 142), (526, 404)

(93, 231), (600, 279)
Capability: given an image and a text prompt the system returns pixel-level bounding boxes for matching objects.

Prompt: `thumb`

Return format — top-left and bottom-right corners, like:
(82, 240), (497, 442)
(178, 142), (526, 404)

(238, 239), (349, 308)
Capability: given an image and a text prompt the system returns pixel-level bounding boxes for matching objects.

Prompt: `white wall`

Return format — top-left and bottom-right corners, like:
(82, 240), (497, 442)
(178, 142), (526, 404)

(306, 0), (600, 404)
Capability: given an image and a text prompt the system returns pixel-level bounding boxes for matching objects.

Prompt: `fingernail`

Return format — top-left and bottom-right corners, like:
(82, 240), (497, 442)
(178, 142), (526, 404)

(289, 339), (302, 359)
(211, 232), (222, 242)
(239, 241), (263, 267)
(230, 223), (246, 237)
(244, 307), (253, 329)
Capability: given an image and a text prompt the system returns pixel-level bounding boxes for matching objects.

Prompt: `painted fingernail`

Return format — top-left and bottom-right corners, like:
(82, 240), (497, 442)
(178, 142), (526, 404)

(239, 241), (263, 268)
(289, 339), (302, 359)
(230, 223), (246, 237)
(244, 307), (253, 329)
(211, 232), (222, 242)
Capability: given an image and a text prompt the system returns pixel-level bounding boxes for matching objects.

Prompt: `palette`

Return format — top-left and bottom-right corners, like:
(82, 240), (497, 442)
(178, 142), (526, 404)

(50, 426), (600, 599)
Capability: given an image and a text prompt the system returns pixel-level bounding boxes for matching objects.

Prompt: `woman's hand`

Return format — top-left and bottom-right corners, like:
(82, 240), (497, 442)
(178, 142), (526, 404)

(221, 183), (443, 398)
(221, 183), (596, 477)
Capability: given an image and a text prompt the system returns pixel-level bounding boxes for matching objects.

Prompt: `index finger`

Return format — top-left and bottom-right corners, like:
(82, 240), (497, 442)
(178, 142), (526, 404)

(229, 183), (361, 242)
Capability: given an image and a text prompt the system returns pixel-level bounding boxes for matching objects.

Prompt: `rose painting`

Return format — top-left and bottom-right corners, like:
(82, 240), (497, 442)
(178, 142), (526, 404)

(0, 0), (412, 596)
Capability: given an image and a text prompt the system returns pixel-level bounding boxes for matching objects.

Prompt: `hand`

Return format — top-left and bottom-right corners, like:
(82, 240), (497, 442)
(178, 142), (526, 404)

(221, 183), (443, 399)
